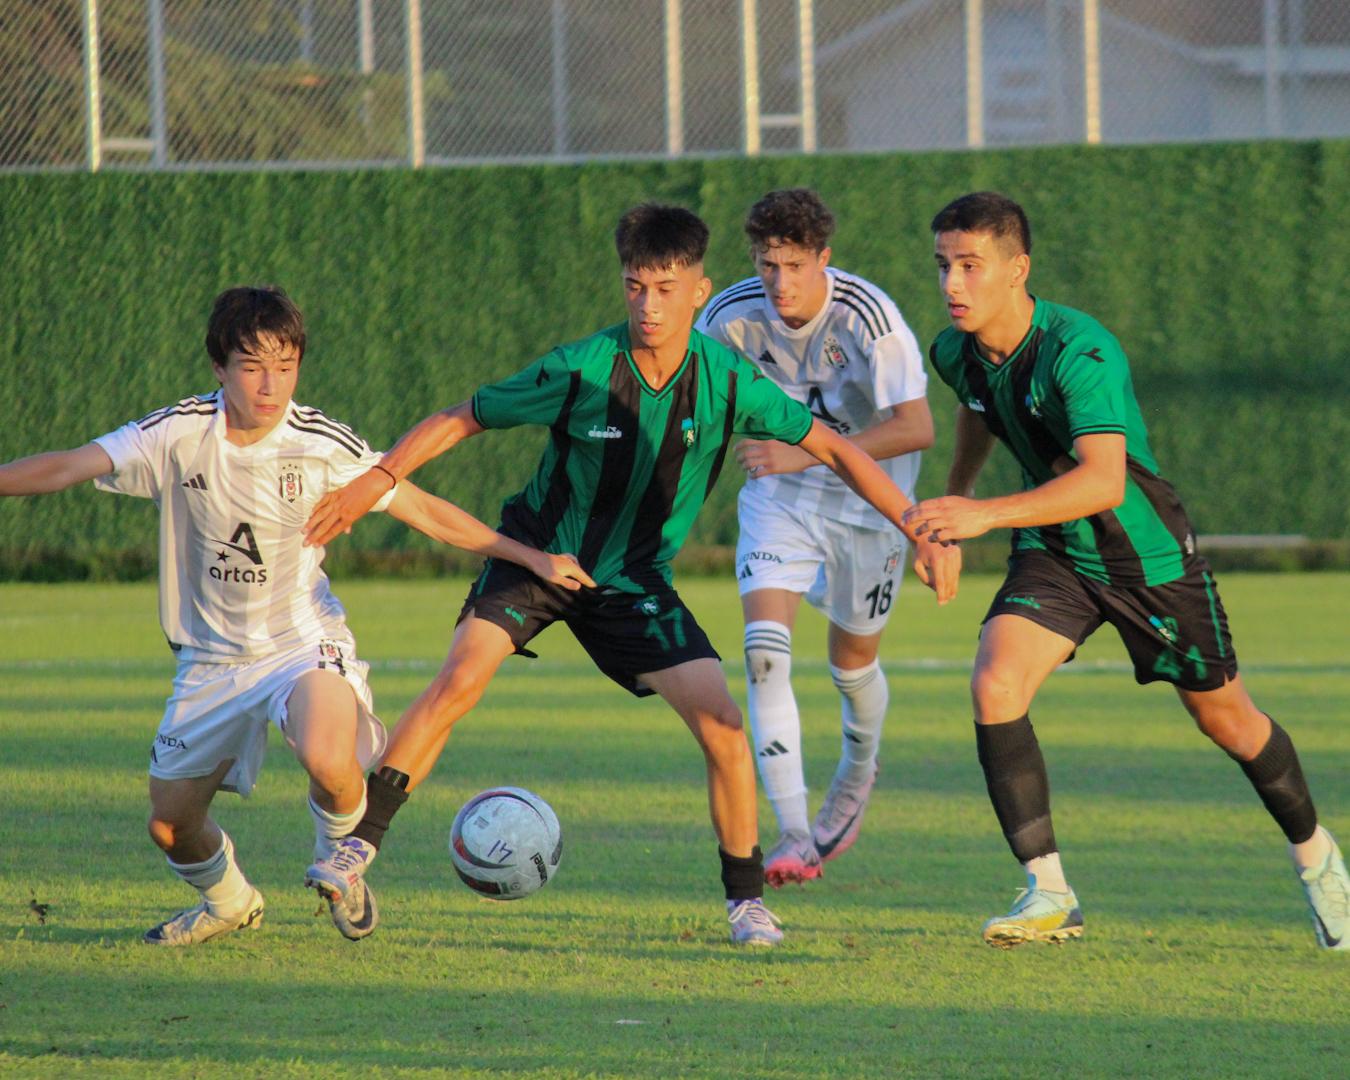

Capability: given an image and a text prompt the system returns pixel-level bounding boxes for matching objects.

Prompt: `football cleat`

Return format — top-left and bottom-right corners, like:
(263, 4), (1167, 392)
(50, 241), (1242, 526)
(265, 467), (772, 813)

(143, 888), (265, 947)
(812, 763), (879, 863)
(981, 886), (1083, 948)
(305, 836), (379, 941)
(764, 830), (823, 888)
(727, 898), (784, 946)
(1297, 834), (1350, 951)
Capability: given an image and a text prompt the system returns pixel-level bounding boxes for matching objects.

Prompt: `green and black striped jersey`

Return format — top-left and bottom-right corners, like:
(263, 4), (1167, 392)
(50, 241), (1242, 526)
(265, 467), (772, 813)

(928, 298), (1194, 587)
(472, 322), (813, 593)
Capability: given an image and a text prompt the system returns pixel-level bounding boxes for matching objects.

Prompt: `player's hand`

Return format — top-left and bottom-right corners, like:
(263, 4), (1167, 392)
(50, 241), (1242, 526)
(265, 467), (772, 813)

(303, 469), (390, 547)
(532, 552), (596, 592)
(902, 496), (994, 544)
(912, 536), (961, 605)
(734, 438), (814, 479)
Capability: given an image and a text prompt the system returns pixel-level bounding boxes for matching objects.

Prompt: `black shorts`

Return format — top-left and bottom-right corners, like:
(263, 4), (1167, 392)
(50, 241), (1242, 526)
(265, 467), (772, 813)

(983, 550), (1239, 691)
(457, 559), (720, 697)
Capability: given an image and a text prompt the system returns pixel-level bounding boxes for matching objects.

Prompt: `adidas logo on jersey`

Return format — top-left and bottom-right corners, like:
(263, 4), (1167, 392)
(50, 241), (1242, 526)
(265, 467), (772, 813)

(757, 349), (779, 367)
(182, 473), (208, 490)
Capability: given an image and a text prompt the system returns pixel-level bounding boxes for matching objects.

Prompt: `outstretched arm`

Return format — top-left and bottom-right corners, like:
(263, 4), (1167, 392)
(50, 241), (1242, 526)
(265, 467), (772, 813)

(904, 431), (1126, 543)
(0, 444), (114, 496)
(735, 398), (935, 478)
(797, 419), (960, 604)
(386, 481), (595, 591)
(305, 401), (483, 547)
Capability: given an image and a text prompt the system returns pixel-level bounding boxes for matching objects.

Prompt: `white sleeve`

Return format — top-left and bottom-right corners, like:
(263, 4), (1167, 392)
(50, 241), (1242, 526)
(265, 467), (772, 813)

(868, 318), (927, 411)
(327, 437), (397, 513)
(92, 420), (167, 501)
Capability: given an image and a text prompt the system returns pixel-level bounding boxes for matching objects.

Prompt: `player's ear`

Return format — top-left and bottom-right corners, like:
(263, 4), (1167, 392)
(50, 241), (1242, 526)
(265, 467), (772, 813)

(817, 246), (832, 271)
(694, 275), (712, 308)
(1010, 252), (1030, 288)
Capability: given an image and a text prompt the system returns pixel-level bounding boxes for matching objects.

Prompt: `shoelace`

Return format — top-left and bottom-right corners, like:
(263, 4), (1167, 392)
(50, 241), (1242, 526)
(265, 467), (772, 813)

(1314, 865), (1350, 918)
(329, 839), (369, 874)
(729, 900), (782, 931)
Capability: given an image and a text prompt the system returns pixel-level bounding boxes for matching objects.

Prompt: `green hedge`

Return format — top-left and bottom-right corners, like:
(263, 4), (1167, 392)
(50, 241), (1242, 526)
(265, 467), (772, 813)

(1, 140), (1346, 578)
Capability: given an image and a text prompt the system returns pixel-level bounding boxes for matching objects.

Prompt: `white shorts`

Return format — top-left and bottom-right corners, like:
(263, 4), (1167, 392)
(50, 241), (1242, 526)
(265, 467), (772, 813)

(735, 483), (908, 636)
(150, 634), (387, 797)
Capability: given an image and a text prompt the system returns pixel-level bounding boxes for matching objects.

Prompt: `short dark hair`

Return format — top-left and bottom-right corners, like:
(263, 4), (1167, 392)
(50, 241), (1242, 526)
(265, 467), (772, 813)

(744, 188), (836, 252)
(614, 204), (709, 271)
(205, 285), (306, 367)
(930, 192), (1031, 256)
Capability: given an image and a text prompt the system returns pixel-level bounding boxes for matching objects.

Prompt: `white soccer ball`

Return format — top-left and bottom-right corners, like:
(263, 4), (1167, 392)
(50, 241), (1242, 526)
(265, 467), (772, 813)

(449, 787), (562, 900)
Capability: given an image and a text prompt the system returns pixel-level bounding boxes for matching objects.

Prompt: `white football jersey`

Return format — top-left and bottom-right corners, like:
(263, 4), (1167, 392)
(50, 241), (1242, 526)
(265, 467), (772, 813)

(94, 389), (394, 662)
(697, 267), (926, 529)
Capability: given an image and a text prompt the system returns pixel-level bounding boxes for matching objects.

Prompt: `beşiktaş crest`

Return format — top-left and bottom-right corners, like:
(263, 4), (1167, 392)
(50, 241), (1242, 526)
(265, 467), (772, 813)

(822, 336), (848, 369)
(278, 462), (304, 503)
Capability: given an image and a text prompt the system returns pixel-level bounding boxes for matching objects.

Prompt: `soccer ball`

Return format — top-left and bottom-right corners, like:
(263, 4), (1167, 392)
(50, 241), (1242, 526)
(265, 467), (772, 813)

(449, 787), (562, 900)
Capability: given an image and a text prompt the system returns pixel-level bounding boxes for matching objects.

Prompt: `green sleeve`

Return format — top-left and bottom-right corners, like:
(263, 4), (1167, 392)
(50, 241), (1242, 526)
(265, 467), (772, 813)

(472, 350), (571, 430)
(1054, 334), (1131, 438)
(731, 355), (813, 444)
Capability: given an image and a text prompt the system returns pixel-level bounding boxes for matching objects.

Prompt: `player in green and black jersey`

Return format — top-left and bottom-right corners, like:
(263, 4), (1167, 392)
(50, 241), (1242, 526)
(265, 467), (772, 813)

(904, 192), (1347, 952)
(302, 204), (957, 945)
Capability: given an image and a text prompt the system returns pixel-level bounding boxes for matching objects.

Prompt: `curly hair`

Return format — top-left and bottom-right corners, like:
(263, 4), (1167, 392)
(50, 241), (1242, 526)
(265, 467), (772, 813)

(744, 188), (836, 253)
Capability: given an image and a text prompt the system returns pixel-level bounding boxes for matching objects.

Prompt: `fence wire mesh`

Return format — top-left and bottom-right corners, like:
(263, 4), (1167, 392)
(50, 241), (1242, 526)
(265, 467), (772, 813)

(3, 1), (1348, 172)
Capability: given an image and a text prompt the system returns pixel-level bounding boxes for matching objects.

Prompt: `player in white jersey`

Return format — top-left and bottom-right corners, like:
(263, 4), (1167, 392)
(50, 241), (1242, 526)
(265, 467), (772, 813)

(697, 189), (936, 886)
(0, 286), (591, 945)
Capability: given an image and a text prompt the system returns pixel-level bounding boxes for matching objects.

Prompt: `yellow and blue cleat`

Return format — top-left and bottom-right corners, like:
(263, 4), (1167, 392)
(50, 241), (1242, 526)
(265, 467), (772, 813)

(981, 886), (1083, 948)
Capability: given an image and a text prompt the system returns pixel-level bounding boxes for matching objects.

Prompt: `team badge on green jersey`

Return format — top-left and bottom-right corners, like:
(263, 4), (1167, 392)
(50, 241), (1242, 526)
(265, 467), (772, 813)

(681, 418), (696, 448)
(637, 596), (661, 616)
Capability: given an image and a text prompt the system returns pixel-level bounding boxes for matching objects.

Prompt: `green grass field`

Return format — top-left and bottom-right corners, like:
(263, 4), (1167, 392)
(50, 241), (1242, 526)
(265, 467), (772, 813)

(1, 573), (1347, 1078)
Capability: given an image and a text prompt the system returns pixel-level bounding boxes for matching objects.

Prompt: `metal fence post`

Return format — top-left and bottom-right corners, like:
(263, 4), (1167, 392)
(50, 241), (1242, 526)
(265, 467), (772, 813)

(148, 0), (168, 167)
(965, 0), (983, 148)
(552, 0), (569, 158)
(741, 0), (760, 155)
(406, 0), (425, 167)
(83, 0), (102, 171)
(799, 0), (816, 153)
(665, 0), (684, 157)
(1083, 0), (1101, 144)
(1264, 0), (1283, 136)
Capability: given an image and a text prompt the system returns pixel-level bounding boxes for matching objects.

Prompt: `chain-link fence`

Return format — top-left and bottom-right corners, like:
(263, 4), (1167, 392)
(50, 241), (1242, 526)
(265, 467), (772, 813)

(3, 1), (1348, 172)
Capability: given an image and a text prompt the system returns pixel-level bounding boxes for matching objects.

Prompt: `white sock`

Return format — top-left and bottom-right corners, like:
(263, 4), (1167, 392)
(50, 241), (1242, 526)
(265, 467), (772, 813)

(309, 788), (368, 861)
(168, 832), (253, 918)
(830, 660), (888, 786)
(744, 620), (808, 837)
(1023, 852), (1069, 894)
(1291, 824), (1333, 873)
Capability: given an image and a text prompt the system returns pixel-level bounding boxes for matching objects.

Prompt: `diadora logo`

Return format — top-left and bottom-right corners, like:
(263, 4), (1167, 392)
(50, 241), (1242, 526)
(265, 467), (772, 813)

(587, 425), (623, 439)
(504, 606), (526, 626)
(1003, 594), (1041, 610)
(822, 336), (847, 369)
(209, 522), (268, 584)
(277, 462), (304, 503)
(966, 399), (986, 413)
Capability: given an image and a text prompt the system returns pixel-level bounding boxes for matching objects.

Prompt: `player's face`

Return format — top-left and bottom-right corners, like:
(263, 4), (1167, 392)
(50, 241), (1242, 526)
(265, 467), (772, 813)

(623, 261), (712, 354)
(753, 240), (830, 328)
(212, 333), (301, 434)
(933, 229), (1029, 335)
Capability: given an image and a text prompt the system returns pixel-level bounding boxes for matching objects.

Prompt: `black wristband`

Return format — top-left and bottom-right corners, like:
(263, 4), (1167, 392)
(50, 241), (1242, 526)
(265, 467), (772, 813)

(372, 463), (398, 490)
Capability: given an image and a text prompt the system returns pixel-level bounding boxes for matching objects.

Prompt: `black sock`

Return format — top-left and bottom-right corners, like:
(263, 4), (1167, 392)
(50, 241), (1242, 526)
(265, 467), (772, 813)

(975, 715), (1058, 863)
(719, 846), (764, 901)
(351, 768), (411, 850)
(1232, 718), (1318, 845)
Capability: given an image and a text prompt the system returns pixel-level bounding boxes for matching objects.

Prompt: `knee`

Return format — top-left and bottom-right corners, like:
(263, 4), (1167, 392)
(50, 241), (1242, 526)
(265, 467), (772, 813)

(147, 815), (178, 853)
(1189, 701), (1268, 758)
(971, 666), (1030, 723)
(424, 665), (488, 727)
(695, 703), (747, 759)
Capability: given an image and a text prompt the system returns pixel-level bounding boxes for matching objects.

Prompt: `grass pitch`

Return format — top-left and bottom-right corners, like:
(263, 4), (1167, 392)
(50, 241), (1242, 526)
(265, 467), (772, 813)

(1, 572), (1347, 1078)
